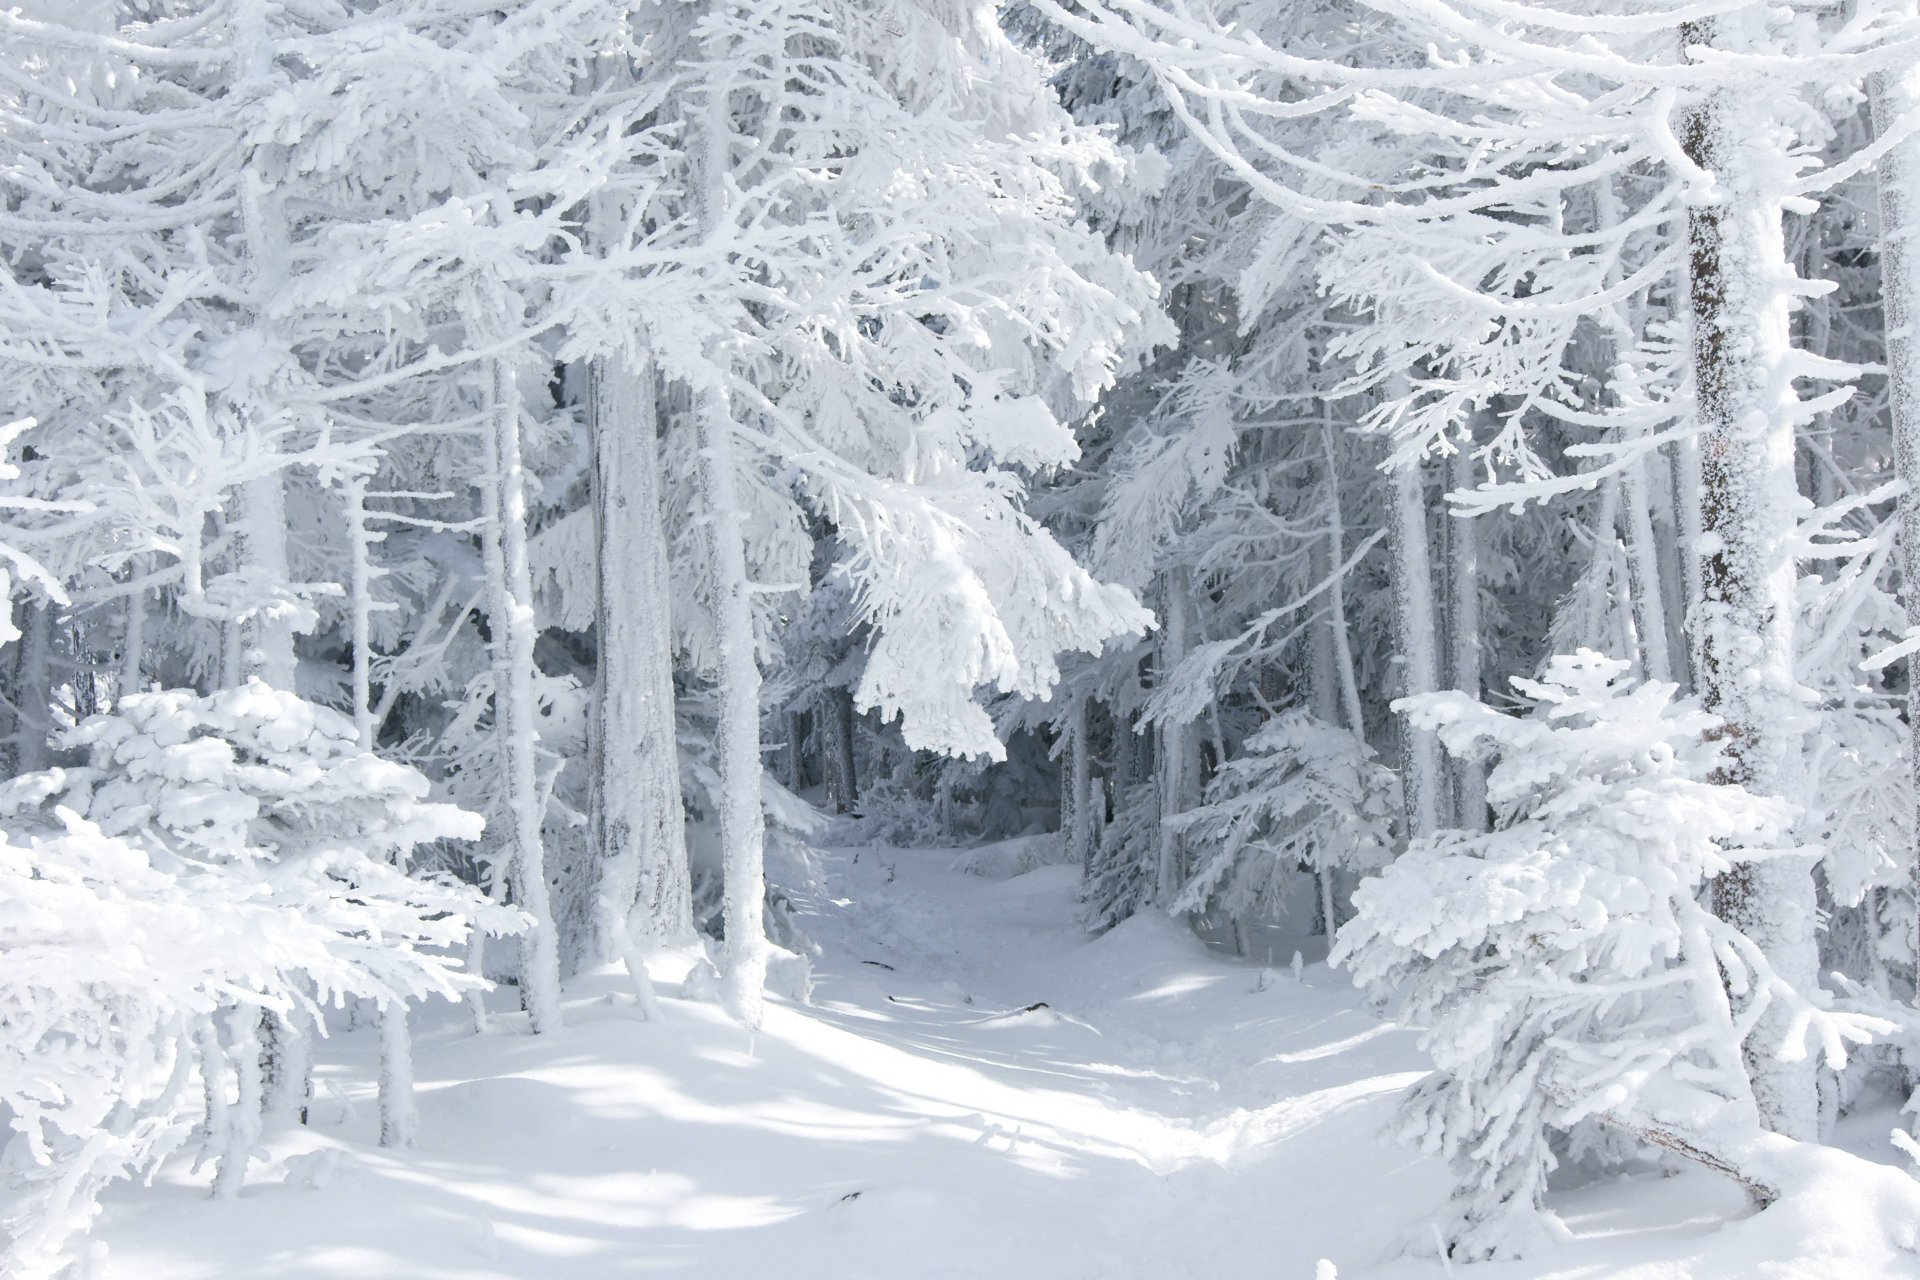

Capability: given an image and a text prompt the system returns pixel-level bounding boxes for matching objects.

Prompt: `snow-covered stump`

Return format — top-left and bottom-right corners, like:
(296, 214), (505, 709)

(1678, 21), (1822, 1142)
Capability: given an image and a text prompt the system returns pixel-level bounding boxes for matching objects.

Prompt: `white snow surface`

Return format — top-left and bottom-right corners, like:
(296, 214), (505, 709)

(94, 842), (1920, 1279)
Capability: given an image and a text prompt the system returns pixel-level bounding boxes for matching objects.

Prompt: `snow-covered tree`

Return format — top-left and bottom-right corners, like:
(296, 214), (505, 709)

(0, 681), (519, 1274)
(1170, 708), (1394, 946)
(1334, 653), (1881, 1258)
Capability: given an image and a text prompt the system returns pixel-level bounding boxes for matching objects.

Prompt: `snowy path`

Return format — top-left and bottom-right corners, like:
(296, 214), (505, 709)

(95, 842), (1842, 1279)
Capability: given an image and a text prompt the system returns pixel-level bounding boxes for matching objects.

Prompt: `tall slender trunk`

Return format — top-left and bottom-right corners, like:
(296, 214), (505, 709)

(1388, 447), (1443, 840)
(212, 1006), (262, 1199)
(1155, 571), (1193, 908)
(1576, 479), (1625, 652)
(1320, 413), (1366, 739)
(343, 478), (414, 1143)
(1592, 176), (1677, 684)
(13, 603), (51, 772)
(821, 685), (859, 814)
(784, 708), (807, 792)
(589, 349), (694, 976)
(120, 572), (145, 699)
(1621, 448), (1675, 683)
(1680, 26), (1818, 1140)
(377, 1005), (415, 1148)
(481, 357), (563, 1034)
(238, 471), (296, 688)
(1672, 401), (1709, 692)
(696, 390), (769, 1027)
(1446, 447), (1487, 831)
(1871, 22), (1920, 1005)
(346, 475), (377, 747)
(1062, 698), (1094, 872)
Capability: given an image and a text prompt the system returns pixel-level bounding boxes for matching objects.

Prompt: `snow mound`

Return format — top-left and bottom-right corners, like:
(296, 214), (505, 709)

(946, 833), (1069, 880)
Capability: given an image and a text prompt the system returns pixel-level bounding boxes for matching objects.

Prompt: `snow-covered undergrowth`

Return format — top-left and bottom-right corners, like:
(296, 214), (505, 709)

(87, 843), (1920, 1279)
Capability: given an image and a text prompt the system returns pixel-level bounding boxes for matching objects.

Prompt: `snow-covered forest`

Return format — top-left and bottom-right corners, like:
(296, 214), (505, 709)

(9, 0), (1920, 1275)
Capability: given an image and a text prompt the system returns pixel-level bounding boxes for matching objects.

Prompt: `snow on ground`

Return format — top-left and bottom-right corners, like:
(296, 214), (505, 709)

(96, 841), (1920, 1279)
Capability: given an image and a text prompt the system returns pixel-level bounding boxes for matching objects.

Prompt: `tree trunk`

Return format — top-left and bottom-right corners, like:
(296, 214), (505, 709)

(120, 573), (146, 699)
(1388, 448), (1443, 840)
(696, 389), (769, 1028)
(1592, 176), (1677, 685)
(1672, 419), (1708, 692)
(589, 348), (694, 973)
(212, 1006), (262, 1199)
(340, 488), (416, 1141)
(785, 707), (807, 793)
(481, 357), (563, 1034)
(1155, 571), (1193, 908)
(1446, 447), (1487, 831)
(1621, 447), (1676, 684)
(377, 1003), (415, 1148)
(1062, 698), (1094, 873)
(237, 471), (297, 689)
(817, 684), (857, 814)
(1320, 412), (1367, 739)
(1680, 26), (1819, 1140)
(13, 602), (52, 772)
(1871, 23), (1920, 1006)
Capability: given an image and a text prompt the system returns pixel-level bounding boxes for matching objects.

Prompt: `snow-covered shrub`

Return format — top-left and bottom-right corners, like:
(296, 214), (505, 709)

(1331, 652), (1878, 1261)
(1169, 710), (1394, 935)
(0, 681), (518, 1275)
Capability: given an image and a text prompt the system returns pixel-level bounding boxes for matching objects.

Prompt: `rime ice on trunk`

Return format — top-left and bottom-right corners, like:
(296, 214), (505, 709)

(1446, 447), (1487, 831)
(377, 1003), (416, 1148)
(260, 1008), (310, 1128)
(589, 350), (694, 977)
(1871, 18), (1920, 1006)
(238, 471), (296, 688)
(696, 391), (769, 1028)
(341, 485), (416, 1142)
(1621, 444), (1675, 684)
(481, 356), (563, 1034)
(1679, 24), (1818, 1140)
(212, 1006), (262, 1199)
(1593, 177), (1677, 686)
(1388, 448), (1443, 840)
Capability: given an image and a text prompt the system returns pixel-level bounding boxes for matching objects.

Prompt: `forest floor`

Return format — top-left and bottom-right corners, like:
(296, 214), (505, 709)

(96, 838), (1917, 1279)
